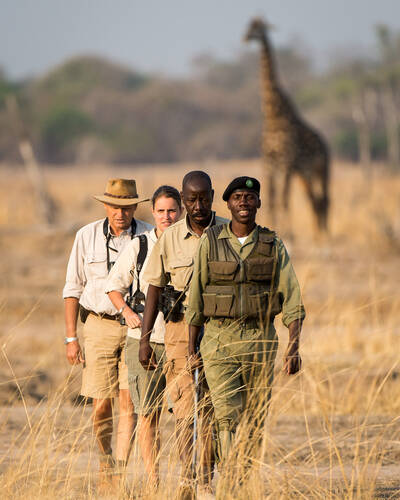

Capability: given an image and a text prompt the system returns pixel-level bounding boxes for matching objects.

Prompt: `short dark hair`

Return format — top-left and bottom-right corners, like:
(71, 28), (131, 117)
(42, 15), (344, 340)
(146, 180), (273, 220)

(152, 185), (181, 208)
(182, 171), (212, 190)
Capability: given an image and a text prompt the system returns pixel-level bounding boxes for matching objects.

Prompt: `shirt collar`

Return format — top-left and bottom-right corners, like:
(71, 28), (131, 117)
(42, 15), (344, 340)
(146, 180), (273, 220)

(106, 218), (135, 238)
(183, 211), (216, 239)
(218, 222), (259, 244)
(149, 228), (158, 243)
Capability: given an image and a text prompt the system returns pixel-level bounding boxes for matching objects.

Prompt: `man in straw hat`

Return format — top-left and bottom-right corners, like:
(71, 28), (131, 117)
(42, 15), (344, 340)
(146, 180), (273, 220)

(63, 178), (152, 492)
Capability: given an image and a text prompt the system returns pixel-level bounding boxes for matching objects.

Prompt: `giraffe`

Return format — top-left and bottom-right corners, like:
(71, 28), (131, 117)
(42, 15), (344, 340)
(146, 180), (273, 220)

(244, 18), (330, 232)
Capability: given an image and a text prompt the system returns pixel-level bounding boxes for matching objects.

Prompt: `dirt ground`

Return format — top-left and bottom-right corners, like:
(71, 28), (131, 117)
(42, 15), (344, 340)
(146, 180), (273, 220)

(0, 160), (400, 498)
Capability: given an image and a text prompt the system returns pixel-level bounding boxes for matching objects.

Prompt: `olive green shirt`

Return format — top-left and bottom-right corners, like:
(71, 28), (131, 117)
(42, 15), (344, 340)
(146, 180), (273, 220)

(143, 212), (229, 307)
(185, 223), (306, 327)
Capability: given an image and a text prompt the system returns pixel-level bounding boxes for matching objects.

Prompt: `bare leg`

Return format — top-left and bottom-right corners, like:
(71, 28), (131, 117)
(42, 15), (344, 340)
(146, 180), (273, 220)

(92, 398), (113, 456)
(115, 388), (136, 461)
(92, 398), (114, 492)
(138, 411), (161, 485)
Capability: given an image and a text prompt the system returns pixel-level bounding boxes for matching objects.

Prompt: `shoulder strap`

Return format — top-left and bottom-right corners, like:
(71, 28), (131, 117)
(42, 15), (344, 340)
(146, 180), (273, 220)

(205, 224), (224, 261)
(103, 217), (109, 237)
(130, 218), (137, 238)
(136, 234), (148, 276)
(258, 226), (276, 242)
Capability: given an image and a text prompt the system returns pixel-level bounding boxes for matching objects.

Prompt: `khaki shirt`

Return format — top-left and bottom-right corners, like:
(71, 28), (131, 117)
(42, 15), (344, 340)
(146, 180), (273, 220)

(63, 217), (153, 315)
(143, 212), (229, 307)
(185, 223), (306, 327)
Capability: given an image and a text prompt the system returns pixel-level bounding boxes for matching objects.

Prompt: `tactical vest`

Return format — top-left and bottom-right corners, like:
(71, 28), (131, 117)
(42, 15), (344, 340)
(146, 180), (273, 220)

(202, 224), (280, 321)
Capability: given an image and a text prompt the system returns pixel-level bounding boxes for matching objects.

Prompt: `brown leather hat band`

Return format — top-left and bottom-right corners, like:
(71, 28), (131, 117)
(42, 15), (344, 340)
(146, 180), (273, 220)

(104, 192), (139, 199)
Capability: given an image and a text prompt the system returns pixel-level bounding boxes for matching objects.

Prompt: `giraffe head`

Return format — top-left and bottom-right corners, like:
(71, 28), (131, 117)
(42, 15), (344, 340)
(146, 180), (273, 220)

(244, 17), (271, 42)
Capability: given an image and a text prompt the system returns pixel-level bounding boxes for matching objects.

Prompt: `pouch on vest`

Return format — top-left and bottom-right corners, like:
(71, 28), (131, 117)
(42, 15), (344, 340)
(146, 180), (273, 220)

(208, 261), (238, 281)
(247, 290), (269, 318)
(245, 257), (275, 281)
(203, 285), (235, 317)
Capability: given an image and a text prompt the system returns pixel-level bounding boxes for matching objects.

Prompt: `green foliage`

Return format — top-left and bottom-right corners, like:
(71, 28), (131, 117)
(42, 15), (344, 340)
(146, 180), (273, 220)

(371, 131), (388, 160)
(333, 128), (358, 161)
(41, 106), (94, 161)
(1, 25), (400, 165)
(0, 69), (22, 109)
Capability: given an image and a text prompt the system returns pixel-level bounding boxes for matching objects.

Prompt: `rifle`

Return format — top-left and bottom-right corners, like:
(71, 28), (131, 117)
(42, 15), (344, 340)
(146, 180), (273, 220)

(191, 327), (204, 483)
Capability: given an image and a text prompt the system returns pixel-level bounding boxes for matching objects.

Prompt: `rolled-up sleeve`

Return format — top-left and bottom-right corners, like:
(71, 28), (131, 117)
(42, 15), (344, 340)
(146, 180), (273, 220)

(105, 239), (137, 295)
(276, 239), (306, 327)
(142, 235), (168, 288)
(62, 230), (86, 299)
(185, 235), (210, 327)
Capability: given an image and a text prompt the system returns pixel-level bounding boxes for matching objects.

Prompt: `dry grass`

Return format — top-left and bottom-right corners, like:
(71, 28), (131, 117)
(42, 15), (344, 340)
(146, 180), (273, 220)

(0, 159), (400, 498)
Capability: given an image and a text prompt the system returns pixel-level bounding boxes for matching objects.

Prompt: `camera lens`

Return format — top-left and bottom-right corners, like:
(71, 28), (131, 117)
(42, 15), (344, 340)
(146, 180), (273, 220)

(134, 303), (145, 313)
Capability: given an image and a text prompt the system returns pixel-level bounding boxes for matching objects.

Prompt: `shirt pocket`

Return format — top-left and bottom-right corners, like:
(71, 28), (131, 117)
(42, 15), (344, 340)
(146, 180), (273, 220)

(168, 256), (193, 289)
(85, 252), (108, 280)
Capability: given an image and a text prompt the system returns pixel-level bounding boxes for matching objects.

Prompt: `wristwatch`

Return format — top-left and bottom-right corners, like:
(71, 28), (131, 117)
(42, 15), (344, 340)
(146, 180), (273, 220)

(64, 336), (78, 344)
(118, 304), (127, 314)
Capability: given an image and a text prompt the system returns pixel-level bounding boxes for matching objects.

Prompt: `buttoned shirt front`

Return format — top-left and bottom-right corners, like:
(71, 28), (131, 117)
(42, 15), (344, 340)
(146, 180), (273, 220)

(185, 222), (306, 327)
(105, 229), (165, 343)
(143, 212), (229, 307)
(63, 217), (153, 315)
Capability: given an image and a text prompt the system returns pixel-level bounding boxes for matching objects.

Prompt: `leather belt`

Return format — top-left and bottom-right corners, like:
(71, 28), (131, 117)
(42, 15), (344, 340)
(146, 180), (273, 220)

(89, 310), (119, 321)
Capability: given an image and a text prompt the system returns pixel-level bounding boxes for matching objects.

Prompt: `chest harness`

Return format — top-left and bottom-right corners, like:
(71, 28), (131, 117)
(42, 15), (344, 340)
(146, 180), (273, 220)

(203, 224), (280, 322)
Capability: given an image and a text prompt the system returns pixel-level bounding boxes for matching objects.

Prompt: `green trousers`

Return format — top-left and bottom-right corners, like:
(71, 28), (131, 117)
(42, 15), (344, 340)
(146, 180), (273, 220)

(200, 317), (278, 460)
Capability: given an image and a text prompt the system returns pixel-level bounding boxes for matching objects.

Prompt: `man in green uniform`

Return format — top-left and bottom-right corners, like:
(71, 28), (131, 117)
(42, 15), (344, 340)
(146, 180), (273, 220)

(186, 176), (305, 471)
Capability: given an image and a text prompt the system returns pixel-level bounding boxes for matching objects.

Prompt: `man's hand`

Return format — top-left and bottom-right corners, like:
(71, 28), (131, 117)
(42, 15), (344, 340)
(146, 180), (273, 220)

(122, 307), (142, 329)
(283, 319), (303, 375)
(282, 342), (301, 375)
(66, 340), (84, 365)
(187, 352), (203, 372)
(139, 340), (157, 370)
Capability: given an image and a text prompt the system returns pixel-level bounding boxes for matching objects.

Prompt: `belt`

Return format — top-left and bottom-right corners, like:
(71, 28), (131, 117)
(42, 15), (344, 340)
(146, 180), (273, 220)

(88, 310), (119, 321)
(211, 316), (274, 329)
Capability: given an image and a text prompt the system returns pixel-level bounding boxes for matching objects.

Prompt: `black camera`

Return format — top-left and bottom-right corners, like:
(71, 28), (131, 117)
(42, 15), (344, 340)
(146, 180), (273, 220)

(119, 290), (145, 326)
(158, 285), (185, 323)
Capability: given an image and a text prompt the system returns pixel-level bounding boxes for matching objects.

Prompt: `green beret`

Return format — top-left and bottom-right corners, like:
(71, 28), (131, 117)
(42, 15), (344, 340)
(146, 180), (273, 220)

(222, 176), (260, 201)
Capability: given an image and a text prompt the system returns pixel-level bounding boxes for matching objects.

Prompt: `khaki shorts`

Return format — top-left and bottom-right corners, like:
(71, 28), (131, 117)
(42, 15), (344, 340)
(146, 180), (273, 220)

(81, 313), (128, 399)
(164, 318), (211, 420)
(125, 337), (167, 416)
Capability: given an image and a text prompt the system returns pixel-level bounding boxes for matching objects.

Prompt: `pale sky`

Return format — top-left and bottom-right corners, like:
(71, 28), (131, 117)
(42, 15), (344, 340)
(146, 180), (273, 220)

(1, 0), (400, 79)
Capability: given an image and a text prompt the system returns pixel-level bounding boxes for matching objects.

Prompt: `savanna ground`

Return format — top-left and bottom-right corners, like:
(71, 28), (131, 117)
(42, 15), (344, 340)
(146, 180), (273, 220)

(0, 160), (399, 499)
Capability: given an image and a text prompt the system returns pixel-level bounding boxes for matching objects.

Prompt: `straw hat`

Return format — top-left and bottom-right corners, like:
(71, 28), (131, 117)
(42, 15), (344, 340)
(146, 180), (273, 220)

(93, 179), (150, 206)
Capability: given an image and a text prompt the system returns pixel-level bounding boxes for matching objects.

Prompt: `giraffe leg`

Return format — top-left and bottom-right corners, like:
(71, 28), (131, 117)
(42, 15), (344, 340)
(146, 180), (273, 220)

(282, 169), (294, 239)
(267, 168), (276, 227)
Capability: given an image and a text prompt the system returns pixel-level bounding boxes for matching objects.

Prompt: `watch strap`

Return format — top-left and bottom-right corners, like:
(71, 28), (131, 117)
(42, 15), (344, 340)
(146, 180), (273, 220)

(64, 336), (78, 344)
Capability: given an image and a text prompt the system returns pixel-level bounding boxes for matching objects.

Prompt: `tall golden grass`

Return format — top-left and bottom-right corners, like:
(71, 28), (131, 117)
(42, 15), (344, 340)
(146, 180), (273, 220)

(0, 160), (399, 498)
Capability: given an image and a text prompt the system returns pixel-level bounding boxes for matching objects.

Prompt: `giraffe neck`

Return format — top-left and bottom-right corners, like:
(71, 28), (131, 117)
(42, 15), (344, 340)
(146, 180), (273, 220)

(259, 32), (290, 125)
(260, 32), (279, 100)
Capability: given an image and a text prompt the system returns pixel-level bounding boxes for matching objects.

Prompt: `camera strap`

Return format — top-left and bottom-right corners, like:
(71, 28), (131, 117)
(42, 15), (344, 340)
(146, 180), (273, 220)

(103, 217), (137, 273)
(133, 234), (148, 298)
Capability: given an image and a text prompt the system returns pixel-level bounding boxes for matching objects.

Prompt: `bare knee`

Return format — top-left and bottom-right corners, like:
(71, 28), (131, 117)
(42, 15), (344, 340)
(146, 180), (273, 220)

(93, 398), (112, 423)
(119, 389), (134, 415)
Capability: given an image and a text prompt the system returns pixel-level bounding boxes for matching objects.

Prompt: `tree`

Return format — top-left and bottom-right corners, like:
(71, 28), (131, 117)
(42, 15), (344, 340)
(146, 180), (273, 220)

(375, 24), (400, 169)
